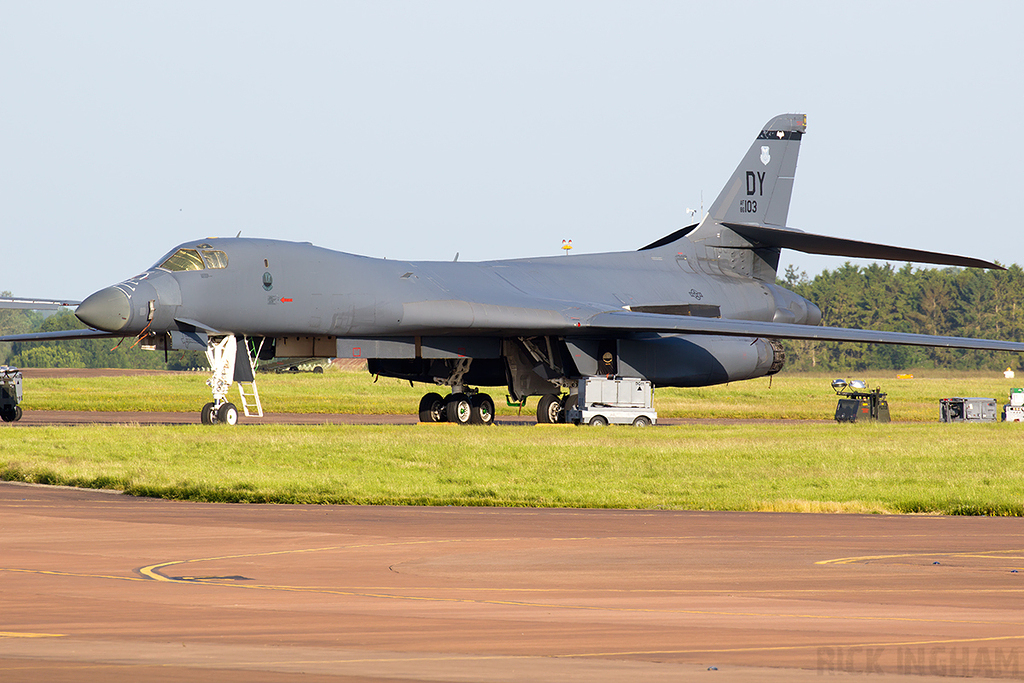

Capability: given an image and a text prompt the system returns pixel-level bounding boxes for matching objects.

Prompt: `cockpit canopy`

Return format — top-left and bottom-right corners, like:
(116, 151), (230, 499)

(156, 247), (228, 272)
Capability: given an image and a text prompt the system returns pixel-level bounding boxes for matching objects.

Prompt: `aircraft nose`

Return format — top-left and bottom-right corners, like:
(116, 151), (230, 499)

(75, 286), (130, 332)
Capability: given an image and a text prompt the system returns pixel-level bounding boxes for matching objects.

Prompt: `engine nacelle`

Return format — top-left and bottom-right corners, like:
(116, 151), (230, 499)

(615, 333), (785, 387)
(764, 283), (822, 326)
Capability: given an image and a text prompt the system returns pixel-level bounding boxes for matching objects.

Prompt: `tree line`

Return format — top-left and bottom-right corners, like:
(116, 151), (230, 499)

(779, 263), (1024, 372)
(3, 264), (1024, 372)
(0, 297), (204, 370)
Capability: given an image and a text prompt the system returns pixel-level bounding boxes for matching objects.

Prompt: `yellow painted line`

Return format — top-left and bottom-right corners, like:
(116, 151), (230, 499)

(0, 567), (148, 583)
(120, 577), (1024, 627)
(137, 538), (471, 581)
(14, 564), (1024, 596)
(5, 565), (1024, 628)
(0, 632), (66, 638)
(818, 548), (1024, 565)
(234, 635), (1024, 666)
(549, 633), (1024, 658)
(131, 541), (1024, 626)
(10, 564), (1024, 601)
(138, 532), (926, 582)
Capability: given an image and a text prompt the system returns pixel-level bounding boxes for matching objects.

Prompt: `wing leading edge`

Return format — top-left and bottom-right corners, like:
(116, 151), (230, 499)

(585, 310), (1024, 353)
(0, 328), (125, 343)
(0, 296), (83, 310)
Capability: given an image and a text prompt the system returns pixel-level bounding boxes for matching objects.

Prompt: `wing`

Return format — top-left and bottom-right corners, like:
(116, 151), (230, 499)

(585, 310), (1024, 353)
(0, 328), (124, 342)
(0, 296), (83, 310)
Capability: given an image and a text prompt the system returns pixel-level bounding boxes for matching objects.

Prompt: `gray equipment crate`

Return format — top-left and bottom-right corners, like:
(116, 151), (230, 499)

(939, 397), (997, 423)
(567, 376), (657, 427)
(0, 365), (24, 422)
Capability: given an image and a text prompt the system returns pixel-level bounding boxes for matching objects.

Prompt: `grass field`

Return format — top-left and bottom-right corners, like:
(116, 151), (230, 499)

(4, 368), (1024, 514)
(2, 422), (1023, 514)
(18, 367), (1024, 421)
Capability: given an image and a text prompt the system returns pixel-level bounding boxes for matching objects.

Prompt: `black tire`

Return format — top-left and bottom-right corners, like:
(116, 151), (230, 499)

(447, 393), (472, 425)
(537, 394), (562, 424)
(418, 392), (445, 423)
(13, 405), (22, 422)
(217, 402), (239, 426)
(0, 407), (13, 423)
(201, 402), (216, 425)
(313, 365), (324, 374)
(588, 415), (608, 426)
(632, 415), (651, 427)
(470, 394), (495, 425)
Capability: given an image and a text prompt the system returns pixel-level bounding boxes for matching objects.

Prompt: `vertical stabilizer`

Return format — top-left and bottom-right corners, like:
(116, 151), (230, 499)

(703, 113), (805, 228)
(687, 113), (806, 280)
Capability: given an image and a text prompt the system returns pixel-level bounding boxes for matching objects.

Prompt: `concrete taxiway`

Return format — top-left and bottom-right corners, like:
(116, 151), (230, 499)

(2, 482), (1023, 681)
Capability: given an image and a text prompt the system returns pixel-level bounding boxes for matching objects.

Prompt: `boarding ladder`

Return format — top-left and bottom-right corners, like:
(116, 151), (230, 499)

(237, 338), (264, 417)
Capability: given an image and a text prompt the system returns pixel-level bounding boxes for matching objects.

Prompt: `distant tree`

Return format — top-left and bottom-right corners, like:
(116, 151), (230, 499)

(7, 310), (205, 369)
(0, 291), (43, 365)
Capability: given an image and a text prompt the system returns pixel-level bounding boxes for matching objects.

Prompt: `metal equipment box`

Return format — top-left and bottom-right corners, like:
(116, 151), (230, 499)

(0, 366), (23, 422)
(831, 379), (890, 423)
(566, 376), (657, 427)
(939, 397), (997, 423)
(835, 389), (890, 423)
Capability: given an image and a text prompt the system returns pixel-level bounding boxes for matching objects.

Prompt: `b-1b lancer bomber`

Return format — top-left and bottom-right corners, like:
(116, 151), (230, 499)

(4, 114), (1023, 425)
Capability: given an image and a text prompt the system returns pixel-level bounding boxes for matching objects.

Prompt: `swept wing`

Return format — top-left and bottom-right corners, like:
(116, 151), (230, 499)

(584, 310), (1024, 353)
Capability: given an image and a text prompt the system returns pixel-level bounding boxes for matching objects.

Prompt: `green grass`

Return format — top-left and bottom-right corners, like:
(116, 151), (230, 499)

(7, 368), (1024, 514)
(19, 367), (1024, 422)
(3, 422), (1024, 514)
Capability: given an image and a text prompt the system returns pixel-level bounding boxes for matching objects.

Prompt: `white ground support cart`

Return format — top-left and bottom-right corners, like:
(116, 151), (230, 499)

(566, 376), (657, 427)
(1003, 388), (1024, 422)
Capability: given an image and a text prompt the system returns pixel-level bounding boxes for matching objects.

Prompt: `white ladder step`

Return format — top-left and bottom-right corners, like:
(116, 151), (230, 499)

(238, 381), (263, 417)
(237, 337), (264, 417)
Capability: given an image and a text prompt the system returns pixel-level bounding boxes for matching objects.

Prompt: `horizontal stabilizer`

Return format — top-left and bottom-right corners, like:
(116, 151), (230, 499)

(585, 310), (1024, 353)
(0, 296), (82, 310)
(0, 328), (123, 343)
(722, 222), (1002, 270)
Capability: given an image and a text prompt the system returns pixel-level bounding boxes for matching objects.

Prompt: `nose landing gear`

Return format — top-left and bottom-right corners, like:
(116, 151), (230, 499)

(200, 335), (261, 425)
(201, 400), (239, 426)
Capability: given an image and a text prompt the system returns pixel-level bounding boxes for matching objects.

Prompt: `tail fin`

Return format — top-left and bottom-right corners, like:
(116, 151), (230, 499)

(685, 113), (806, 280)
(643, 113), (1003, 276)
(701, 113), (806, 229)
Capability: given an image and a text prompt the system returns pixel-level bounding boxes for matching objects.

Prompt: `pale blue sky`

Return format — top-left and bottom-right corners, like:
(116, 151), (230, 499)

(3, 1), (1022, 298)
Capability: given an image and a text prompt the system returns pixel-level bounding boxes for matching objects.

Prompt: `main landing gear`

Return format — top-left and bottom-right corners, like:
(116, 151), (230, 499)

(416, 358), (495, 426)
(536, 393), (574, 424)
(416, 390), (573, 425)
(418, 391), (495, 425)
